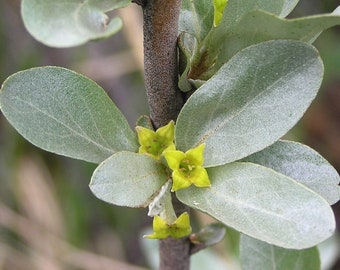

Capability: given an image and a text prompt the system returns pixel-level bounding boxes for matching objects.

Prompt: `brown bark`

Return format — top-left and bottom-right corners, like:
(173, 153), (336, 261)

(142, 0), (184, 129)
(142, 1), (191, 269)
(159, 237), (190, 270)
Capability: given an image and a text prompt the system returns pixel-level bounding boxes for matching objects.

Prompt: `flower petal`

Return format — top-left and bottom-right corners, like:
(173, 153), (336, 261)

(136, 126), (156, 146)
(145, 215), (170, 239)
(172, 170), (192, 191)
(170, 212), (192, 238)
(138, 145), (148, 154)
(163, 143), (176, 152)
(174, 212), (191, 229)
(156, 120), (174, 142)
(186, 144), (205, 166)
(164, 150), (186, 171)
(191, 167), (211, 188)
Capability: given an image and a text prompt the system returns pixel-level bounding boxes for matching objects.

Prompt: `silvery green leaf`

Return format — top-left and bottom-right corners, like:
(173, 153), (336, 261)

(215, 8), (340, 68)
(176, 40), (323, 167)
(243, 140), (340, 205)
(177, 162), (335, 249)
(90, 152), (167, 207)
(240, 235), (320, 270)
(215, 0), (299, 38)
(21, 0), (130, 47)
(0, 67), (138, 163)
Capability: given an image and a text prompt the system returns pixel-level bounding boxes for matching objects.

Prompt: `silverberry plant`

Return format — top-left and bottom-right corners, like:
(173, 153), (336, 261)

(1, 0), (340, 269)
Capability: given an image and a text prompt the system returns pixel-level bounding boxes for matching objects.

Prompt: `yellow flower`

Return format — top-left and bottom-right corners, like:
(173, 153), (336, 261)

(213, 0), (228, 27)
(164, 144), (211, 191)
(136, 120), (175, 159)
(145, 212), (192, 239)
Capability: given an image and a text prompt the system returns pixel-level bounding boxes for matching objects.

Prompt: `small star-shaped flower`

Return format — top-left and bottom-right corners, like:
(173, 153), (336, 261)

(164, 144), (211, 191)
(136, 120), (175, 159)
(145, 212), (192, 239)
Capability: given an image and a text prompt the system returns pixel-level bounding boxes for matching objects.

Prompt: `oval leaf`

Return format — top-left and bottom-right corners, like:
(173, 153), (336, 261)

(90, 152), (167, 207)
(216, 9), (340, 67)
(240, 235), (320, 270)
(218, 0), (299, 33)
(243, 140), (340, 205)
(21, 0), (130, 47)
(0, 67), (138, 163)
(176, 40), (323, 167)
(176, 162), (335, 249)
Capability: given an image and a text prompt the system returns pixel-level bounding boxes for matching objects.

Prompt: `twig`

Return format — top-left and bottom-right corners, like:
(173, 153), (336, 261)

(142, 0), (184, 129)
(142, 1), (191, 269)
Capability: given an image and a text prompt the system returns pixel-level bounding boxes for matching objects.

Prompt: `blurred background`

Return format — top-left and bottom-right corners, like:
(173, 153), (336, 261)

(0, 0), (339, 269)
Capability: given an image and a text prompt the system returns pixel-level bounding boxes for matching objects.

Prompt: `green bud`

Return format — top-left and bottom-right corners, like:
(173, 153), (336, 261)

(213, 0), (228, 27)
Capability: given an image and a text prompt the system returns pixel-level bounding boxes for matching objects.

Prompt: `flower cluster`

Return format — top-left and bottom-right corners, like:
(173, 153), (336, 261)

(164, 144), (211, 191)
(136, 121), (211, 192)
(136, 120), (175, 160)
(145, 212), (192, 239)
(136, 121), (211, 239)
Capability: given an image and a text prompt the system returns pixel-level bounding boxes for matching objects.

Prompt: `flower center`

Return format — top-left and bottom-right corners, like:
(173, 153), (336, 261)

(179, 158), (195, 177)
(146, 137), (168, 156)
